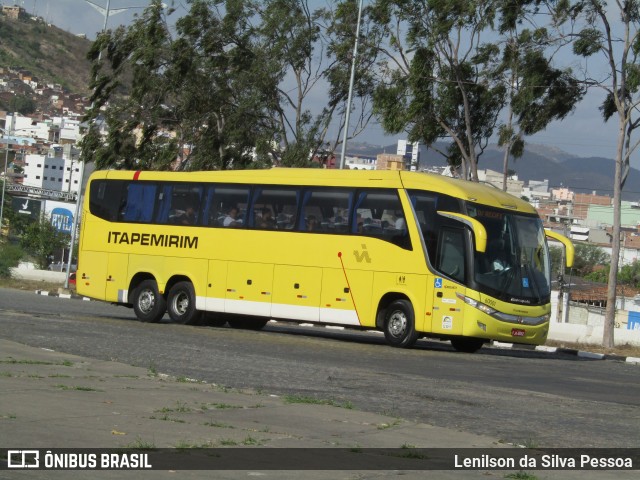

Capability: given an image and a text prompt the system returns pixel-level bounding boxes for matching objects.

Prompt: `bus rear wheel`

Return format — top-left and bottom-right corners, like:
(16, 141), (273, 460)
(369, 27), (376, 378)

(383, 299), (419, 348)
(167, 281), (201, 325)
(450, 337), (484, 353)
(132, 279), (166, 323)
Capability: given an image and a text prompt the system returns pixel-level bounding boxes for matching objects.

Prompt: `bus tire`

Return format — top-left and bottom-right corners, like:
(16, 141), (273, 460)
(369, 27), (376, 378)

(167, 281), (200, 325)
(383, 299), (419, 348)
(202, 312), (228, 327)
(450, 337), (484, 353)
(132, 279), (166, 323)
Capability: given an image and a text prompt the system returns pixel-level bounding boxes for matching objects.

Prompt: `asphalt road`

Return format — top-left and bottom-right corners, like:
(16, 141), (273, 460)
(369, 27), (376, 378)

(0, 288), (638, 448)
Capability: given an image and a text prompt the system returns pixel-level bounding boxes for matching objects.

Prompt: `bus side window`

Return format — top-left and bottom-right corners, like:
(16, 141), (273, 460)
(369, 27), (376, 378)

(122, 183), (157, 223)
(206, 185), (251, 228)
(298, 188), (352, 233)
(353, 189), (411, 250)
(89, 180), (127, 222)
(250, 187), (299, 230)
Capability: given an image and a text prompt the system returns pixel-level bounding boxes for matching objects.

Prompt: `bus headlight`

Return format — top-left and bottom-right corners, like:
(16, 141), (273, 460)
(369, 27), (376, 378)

(456, 293), (549, 326)
(456, 293), (495, 315)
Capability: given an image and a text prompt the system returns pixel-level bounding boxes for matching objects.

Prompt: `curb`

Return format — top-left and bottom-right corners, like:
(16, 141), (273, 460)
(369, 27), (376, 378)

(35, 290), (91, 301)
(492, 341), (640, 365)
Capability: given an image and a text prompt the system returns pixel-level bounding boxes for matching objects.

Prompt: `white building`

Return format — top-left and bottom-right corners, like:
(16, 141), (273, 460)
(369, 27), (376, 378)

(397, 140), (420, 171)
(23, 144), (82, 194)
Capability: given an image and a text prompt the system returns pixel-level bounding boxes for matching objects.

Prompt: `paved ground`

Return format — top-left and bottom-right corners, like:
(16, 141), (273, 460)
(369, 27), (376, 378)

(1, 338), (637, 479)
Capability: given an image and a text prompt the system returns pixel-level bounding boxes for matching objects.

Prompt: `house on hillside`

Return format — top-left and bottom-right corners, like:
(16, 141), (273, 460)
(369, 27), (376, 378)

(2, 5), (27, 20)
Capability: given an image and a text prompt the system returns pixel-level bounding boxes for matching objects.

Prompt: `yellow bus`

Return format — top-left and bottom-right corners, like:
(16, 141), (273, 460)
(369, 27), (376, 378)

(77, 168), (573, 352)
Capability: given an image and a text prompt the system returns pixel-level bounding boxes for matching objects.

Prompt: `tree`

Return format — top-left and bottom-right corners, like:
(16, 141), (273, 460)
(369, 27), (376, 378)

(81, 0), (279, 171)
(572, 242), (610, 276)
(20, 217), (70, 270)
(497, 2), (584, 190)
(8, 95), (36, 115)
(570, 0), (640, 347)
(370, 0), (508, 181)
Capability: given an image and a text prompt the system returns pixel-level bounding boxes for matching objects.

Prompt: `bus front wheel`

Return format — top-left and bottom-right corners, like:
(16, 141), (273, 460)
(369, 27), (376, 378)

(167, 281), (201, 325)
(132, 279), (166, 323)
(383, 299), (419, 348)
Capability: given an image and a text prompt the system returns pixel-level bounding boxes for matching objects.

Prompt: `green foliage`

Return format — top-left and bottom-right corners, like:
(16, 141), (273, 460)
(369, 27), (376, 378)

(618, 260), (640, 288)
(573, 28), (602, 57)
(0, 242), (23, 278)
(19, 217), (70, 270)
(82, 0), (364, 171)
(8, 95), (36, 115)
(572, 242), (610, 277)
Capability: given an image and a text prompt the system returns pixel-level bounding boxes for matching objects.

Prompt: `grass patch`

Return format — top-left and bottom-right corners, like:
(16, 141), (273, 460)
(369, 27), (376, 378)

(505, 472), (538, 480)
(53, 384), (102, 392)
(204, 421), (235, 429)
(123, 437), (157, 449)
(149, 414), (186, 423)
(156, 401), (191, 413)
(283, 394), (353, 409)
(0, 358), (73, 366)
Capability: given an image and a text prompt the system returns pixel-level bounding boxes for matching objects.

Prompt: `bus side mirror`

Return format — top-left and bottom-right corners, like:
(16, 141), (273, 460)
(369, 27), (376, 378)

(437, 211), (487, 253)
(545, 229), (574, 268)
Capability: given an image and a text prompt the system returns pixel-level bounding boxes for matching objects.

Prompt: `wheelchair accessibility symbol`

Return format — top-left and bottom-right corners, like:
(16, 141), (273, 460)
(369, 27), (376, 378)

(434, 278), (443, 289)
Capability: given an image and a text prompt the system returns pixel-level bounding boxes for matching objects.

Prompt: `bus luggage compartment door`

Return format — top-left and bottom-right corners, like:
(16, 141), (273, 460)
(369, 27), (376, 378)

(320, 268), (372, 326)
(76, 250), (108, 301)
(225, 261), (273, 317)
(272, 265), (322, 322)
(105, 253), (129, 303)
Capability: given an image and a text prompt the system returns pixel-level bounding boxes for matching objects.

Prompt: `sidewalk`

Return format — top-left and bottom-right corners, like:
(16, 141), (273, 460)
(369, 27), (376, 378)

(0, 338), (636, 479)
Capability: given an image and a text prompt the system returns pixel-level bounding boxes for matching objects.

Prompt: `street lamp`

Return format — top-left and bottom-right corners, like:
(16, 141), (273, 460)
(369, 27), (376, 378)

(339, 0), (364, 170)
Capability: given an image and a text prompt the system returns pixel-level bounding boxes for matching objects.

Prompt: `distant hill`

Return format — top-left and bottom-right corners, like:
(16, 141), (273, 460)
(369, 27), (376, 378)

(348, 141), (640, 201)
(0, 13), (91, 94)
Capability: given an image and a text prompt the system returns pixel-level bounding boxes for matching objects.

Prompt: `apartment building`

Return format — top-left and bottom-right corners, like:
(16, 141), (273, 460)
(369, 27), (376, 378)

(22, 144), (82, 194)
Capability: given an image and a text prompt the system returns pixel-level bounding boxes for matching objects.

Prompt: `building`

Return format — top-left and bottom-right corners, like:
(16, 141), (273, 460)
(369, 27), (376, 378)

(396, 140), (420, 171)
(376, 153), (405, 171)
(23, 144), (82, 194)
(2, 5), (27, 20)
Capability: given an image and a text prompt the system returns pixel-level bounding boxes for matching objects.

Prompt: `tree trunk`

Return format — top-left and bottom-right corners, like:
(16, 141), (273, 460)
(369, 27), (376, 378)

(603, 122), (626, 348)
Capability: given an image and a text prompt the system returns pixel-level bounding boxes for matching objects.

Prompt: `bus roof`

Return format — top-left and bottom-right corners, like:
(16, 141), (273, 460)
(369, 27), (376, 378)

(90, 168), (536, 214)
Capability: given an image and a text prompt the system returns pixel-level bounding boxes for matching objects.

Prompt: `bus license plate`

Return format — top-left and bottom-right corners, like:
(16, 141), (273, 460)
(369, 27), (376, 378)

(511, 328), (525, 337)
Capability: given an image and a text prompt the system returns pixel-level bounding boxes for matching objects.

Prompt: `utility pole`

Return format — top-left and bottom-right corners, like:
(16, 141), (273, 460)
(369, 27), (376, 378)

(0, 113), (16, 232)
(339, 0), (364, 170)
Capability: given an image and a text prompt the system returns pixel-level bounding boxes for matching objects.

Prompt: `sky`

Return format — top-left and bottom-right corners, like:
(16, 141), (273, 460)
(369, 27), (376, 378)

(7, 0), (629, 167)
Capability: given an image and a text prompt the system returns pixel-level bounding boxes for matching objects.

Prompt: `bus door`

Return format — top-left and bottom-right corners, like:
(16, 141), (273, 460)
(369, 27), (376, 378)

(430, 227), (466, 336)
(225, 261), (274, 317)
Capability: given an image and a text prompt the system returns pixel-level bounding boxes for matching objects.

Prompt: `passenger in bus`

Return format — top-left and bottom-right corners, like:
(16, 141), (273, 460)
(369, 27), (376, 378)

(394, 212), (406, 230)
(307, 215), (319, 231)
(223, 207), (242, 227)
(177, 205), (197, 225)
(259, 208), (276, 229)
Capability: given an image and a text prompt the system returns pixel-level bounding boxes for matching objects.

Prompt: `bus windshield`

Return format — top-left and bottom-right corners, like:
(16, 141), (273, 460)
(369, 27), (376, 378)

(467, 204), (550, 305)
